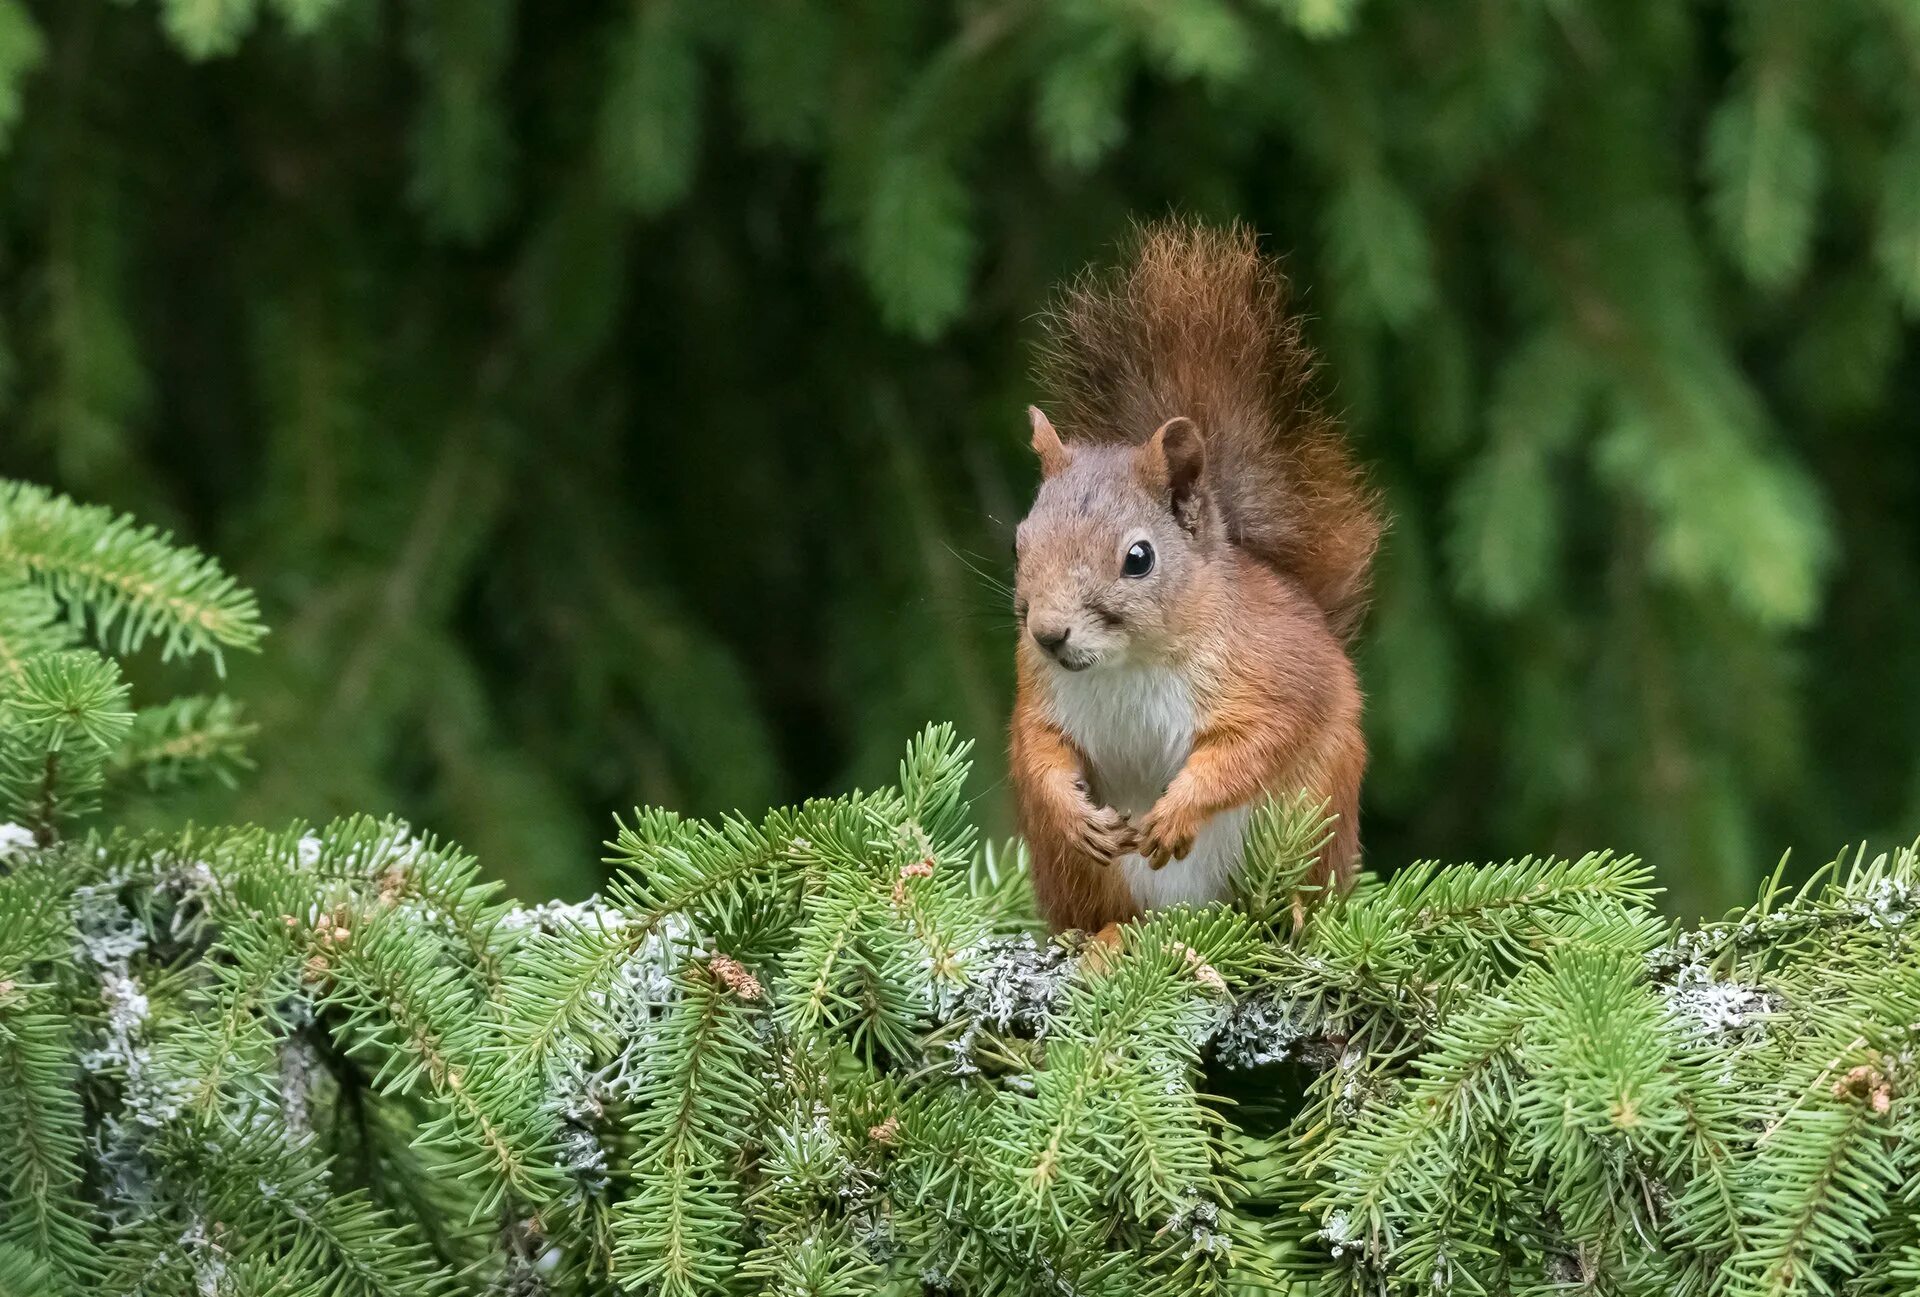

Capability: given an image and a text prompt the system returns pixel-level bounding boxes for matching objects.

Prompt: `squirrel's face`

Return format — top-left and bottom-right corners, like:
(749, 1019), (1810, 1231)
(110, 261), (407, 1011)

(1013, 409), (1212, 673)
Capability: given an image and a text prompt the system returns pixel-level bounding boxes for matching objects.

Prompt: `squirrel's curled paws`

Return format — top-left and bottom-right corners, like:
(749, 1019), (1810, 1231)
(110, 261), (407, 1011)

(1136, 800), (1199, 870)
(1073, 803), (1136, 867)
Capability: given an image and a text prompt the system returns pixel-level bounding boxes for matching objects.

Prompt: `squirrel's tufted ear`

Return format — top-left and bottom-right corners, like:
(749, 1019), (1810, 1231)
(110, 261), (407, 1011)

(1029, 406), (1070, 478)
(1140, 416), (1206, 526)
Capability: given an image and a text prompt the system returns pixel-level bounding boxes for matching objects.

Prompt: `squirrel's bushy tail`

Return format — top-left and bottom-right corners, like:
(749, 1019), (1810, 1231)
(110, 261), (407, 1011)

(1035, 220), (1382, 641)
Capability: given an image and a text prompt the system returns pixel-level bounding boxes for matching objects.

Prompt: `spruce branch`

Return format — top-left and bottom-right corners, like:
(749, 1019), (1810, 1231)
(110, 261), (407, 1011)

(109, 695), (257, 793)
(1729, 1093), (1898, 1297)
(0, 993), (96, 1287)
(0, 1241), (53, 1297)
(316, 901), (561, 1217)
(158, 1118), (448, 1297)
(0, 650), (133, 843)
(1230, 792), (1337, 929)
(1513, 947), (1682, 1290)
(287, 818), (510, 998)
(1314, 987), (1534, 1272)
(0, 502), (1916, 1297)
(1660, 1036), (1750, 1282)
(738, 1047), (889, 1295)
(0, 481), (264, 671)
(7, 791), (1915, 1295)
(0, 581), (77, 685)
(500, 804), (797, 1075)
(161, 903), (304, 1120)
(611, 954), (768, 1297)
(494, 896), (681, 1074)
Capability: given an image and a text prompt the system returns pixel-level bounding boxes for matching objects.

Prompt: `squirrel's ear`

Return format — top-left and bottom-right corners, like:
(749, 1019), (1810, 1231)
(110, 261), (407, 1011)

(1029, 406), (1070, 478)
(1142, 416), (1206, 525)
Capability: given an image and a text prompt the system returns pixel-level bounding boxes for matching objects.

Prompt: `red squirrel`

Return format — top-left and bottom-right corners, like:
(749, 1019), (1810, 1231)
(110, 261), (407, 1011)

(1009, 221), (1381, 933)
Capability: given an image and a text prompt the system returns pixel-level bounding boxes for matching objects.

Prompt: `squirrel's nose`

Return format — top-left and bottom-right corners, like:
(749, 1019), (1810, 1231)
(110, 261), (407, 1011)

(1032, 626), (1071, 657)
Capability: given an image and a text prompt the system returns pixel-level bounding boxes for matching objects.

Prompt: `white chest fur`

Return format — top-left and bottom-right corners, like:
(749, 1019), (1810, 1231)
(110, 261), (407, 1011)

(1043, 663), (1251, 911)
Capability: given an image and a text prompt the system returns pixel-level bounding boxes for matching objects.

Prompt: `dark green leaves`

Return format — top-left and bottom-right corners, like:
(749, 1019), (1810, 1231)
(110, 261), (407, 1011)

(858, 149), (978, 341)
(0, 0), (42, 151)
(600, 0), (702, 217)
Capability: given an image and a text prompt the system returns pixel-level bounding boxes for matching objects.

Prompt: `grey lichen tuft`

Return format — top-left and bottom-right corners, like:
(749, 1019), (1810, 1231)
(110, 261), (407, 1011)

(954, 934), (1075, 1036)
(1318, 1208), (1360, 1261)
(941, 934), (1078, 1076)
(1165, 1196), (1231, 1258)
(1662, 965), (1782, 1041)
(1213, 993), (1312, 1069)
(0, 820), (35, 862)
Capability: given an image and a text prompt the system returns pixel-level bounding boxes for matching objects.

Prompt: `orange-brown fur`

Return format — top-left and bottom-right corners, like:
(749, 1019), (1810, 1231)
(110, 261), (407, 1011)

(1012, 221), (1378, 932)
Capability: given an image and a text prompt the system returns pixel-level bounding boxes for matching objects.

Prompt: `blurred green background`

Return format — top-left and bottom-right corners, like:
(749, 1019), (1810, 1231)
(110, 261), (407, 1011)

(1, 0), (1916, 918)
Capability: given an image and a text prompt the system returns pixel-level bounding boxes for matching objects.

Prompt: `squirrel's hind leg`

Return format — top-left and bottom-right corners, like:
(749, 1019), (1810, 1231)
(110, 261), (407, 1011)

(1029, 839), (1140, 934)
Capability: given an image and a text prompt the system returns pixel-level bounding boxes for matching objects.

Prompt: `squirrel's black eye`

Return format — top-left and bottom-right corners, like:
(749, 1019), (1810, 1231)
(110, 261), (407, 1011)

(1122, 541), (1155, 577)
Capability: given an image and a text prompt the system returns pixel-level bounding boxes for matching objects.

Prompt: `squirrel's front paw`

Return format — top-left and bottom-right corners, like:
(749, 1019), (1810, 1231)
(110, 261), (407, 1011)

(1137, 801), (1199, 870)
(1072, 804), (1136, 867)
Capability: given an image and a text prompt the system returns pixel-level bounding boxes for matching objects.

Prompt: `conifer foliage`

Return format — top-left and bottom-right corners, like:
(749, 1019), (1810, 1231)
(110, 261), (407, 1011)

(7, 499), (1920, 1296)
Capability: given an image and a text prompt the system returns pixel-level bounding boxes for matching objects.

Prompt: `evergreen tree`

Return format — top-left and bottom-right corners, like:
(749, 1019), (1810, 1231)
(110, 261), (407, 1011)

(1, 0), (1914, 915)
(7, 482), (1920, 1295)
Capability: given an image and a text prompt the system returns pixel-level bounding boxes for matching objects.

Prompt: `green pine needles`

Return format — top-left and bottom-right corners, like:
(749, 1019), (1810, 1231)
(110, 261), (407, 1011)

(6, 483), (1920, 1297)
